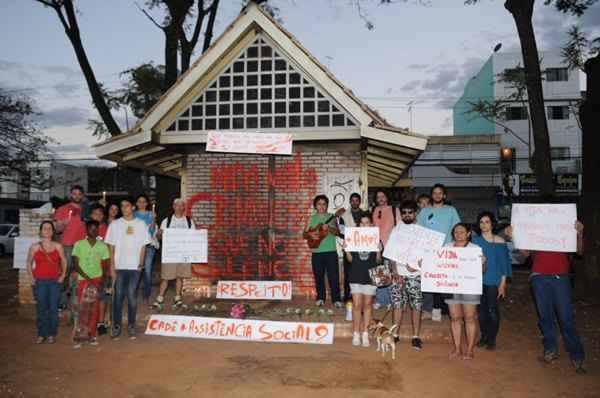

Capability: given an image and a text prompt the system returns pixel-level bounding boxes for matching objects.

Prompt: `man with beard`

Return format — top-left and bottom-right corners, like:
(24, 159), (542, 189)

(416, 184), (461, 322)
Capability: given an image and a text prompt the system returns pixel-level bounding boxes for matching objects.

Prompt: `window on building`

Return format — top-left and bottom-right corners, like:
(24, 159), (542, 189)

(505, 106), (528, 121)
(546, 68), (569, 82)
(547, 105), (569, 120)
(167, 35), (358, 132)
(550, 147), (570, 159)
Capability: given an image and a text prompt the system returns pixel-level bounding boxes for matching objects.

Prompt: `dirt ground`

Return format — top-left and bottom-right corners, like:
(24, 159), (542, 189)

(1, 259), (600, 398)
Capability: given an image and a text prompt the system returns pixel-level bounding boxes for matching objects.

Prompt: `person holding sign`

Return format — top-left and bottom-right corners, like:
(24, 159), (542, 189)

(472, 212), (512, 351)
(337, 192), (364, 302)
(303, 195), (343, 308)
(105, 197), (151, 340)
(26, 221), (67, 344)
(153, 198), (196, 311)
(389, 200), (424, 351)
(417, 184), (461, 322)
(444, 223), (485, 360)
(343, 212), (381, 347)
(506, 221), (586, 374)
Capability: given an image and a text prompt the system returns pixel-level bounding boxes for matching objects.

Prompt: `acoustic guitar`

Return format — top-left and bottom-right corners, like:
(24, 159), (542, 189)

(305, 214), (336, 249)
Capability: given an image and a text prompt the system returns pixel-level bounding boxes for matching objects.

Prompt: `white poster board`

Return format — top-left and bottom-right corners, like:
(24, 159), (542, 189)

(323, 174), (360, 213)
(421, 247), (483, 295)
(511, 203), (577, 252)
(383, 224), (445, 266)
(344, 227), (380, 252)
(145, 315), (334, 345)
(206, 131), (292, 155)
(161, 229), (208, 263)
(216, 281), (292, 300)
(13, 237), (38, 269)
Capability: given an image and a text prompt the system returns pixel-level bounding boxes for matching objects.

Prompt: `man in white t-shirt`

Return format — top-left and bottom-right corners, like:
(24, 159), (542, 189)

(152, 198), (196, 310)
(105, 197), (150, 340)
(389, 200), (424, 351)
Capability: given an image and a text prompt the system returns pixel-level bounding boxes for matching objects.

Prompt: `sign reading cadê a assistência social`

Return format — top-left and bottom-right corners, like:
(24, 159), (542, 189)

(145, 315), (334, 345)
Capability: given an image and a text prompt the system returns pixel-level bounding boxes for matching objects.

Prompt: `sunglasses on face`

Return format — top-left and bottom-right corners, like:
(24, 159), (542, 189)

(401, 210), (414, 215)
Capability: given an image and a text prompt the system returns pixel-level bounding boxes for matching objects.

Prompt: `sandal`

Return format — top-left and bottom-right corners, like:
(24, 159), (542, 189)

(462, 352), (474, 360)
(448, 350), (461, 360)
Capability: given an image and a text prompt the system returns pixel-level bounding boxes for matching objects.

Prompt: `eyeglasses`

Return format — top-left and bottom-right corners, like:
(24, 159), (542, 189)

(400, 210), (414, 215)
(378, 210), (382, 219)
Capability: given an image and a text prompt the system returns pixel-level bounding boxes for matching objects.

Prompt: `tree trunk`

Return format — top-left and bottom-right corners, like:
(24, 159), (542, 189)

(505, 0), (554, 197)
(578, 54), (600, 298)
(61, 2), (121, 136)
(202, 0), (220, 53)
(163, 24), (180, 89)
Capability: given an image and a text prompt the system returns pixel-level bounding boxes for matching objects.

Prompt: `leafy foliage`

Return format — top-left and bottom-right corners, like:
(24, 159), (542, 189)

(561, 25), (600, 71)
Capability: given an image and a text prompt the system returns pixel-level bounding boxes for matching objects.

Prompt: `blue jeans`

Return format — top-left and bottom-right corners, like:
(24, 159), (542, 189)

(141, 246), (156, 300)
(311, 252), (341, 303)
(375, 286), (391, 307)
(479, 284), (500, 345)
(531, 275), (585, 361)
(34, 279), (61, 338)
(113, 270), (140, 336)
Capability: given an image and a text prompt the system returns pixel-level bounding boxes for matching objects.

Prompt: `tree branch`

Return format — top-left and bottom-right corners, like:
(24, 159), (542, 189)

(135, 1), (165, 30)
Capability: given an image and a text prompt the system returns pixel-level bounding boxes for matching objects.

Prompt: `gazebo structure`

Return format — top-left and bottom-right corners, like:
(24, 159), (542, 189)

(95, 2), (428, 297)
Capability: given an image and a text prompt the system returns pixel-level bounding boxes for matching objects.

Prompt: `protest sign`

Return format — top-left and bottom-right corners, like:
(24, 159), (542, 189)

(206, 131), (292, 155)
(323, 174), (360, 213)
(145, 315), (334, 345)
(216, 281), (292, 300)
(344, 227), (379, 252)
(421, 247), (483, 295)
(162, 229), (208, 263)
(13, 237), (38, 269)
(383, 224), (445, 266)
(511, 203), (577, 252)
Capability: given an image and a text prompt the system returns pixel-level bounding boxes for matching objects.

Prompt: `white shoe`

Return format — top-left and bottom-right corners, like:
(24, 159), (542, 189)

(432, 308), (442, 322)
(352, 332), (361, 346)
(373, 302), (382, 310)
(362, 332), (370, 347)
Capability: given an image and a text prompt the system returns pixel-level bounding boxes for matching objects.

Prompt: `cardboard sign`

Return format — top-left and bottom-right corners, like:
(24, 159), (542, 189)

(323, 174), (360, 213)
(216, 281), (292, 300)
(161, 229), (208, 263)
(344, 227), (380, 252)
(206, 131), (292, 155)
(145, 315), (334, 345)
(421, 247), (483, 295)
(13, 237), (38, 269)
(511, 204), (577, 252)
(383, 224), (445, 266)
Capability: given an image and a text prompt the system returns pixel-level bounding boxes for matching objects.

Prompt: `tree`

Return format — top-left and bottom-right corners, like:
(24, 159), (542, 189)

(462, 0), (599, 197)
(0, 88), (54, 190)
(34, 0), (122, 137)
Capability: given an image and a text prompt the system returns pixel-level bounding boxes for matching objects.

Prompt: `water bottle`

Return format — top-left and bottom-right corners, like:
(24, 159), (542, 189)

(345, 301), (353, 322)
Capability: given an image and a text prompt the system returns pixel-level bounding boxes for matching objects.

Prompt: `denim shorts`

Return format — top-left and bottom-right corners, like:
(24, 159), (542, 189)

(445, 293), (480, 305)
(350, 283), (377, 296)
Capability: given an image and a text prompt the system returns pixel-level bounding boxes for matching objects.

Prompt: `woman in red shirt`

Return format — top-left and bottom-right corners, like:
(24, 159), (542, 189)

(26, 221), (67, 344)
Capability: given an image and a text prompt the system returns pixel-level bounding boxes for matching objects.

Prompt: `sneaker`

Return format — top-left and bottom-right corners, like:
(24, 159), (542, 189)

(541, 350), (559, 363)
(432, 308), (442, 322)
(334, 301), (344, 309)
(128, 328), (137, 340)
(315, 300), (325, 307)
(373, 302), (382, 310)
(97, 323), (107, 336)
(152, 296), (164, 309)
(352, 332), (361, 346)
(46, 336), (55, 344)
(572, 359), (587, 375)
(73, 343), (82, 350)
(111, 325), (121, 341)
(421, 311), (432, 320)
(361, 332), (370, 347)
(89, 337), (99, 346)
(411, 337), (423, 351)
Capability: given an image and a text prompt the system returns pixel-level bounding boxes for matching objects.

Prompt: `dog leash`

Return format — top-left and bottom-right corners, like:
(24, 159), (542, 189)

(380, 307), (392, 323)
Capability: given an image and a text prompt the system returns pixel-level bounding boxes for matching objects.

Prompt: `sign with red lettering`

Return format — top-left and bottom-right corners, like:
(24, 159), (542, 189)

(344, 227), (379, 252)
(216, 281), (292, 300)
(145, 315), (334, 345)
(421, 247), (483, 295)
(511, 204), (577, 252)
(383, 224), (445, 267)
(206, 131), (293, 155)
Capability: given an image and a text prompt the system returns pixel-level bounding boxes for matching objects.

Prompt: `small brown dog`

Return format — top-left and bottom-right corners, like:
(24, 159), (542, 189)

(379, 324), (400, 359)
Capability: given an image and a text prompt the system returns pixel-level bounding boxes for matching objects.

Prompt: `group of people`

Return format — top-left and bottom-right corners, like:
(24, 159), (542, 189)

(25, 185), (195, 346)
(305, 183), (586, 373)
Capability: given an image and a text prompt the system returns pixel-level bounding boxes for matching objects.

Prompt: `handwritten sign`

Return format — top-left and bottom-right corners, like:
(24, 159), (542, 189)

(162, 229), (208, 263)
(421, 247), (483, 295)
(13, 237), (38, 269)
(344, 227), (379, 252)
(383, 224), (445, 266)
(323, 174), (360, 213)
(145, 315), (334, 345)
(216, 281), (292, 300)
(511, 203), (577, 252)
(206, 131), (292, 155)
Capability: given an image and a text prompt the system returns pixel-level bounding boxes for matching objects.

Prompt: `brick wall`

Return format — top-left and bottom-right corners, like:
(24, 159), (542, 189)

(18, 209), (53, 305)
(184, 143), (362, 298)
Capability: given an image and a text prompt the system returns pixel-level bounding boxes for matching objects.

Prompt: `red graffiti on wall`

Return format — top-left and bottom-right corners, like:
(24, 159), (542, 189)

(186, 153), (318, 297)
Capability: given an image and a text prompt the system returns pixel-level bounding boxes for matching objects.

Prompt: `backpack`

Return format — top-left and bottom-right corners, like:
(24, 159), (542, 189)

(166, 214), (192, 229)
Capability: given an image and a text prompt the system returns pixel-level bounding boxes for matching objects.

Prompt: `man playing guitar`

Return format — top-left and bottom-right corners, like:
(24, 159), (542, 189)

(303, 195), (343, 308)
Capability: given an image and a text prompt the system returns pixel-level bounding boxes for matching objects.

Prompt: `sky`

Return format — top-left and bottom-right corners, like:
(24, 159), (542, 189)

(1, 0), (599, 161)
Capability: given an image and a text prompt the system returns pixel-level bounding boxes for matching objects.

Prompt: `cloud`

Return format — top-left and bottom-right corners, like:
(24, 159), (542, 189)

(53, 81), (81, 96)
(407, 63), (428, 70)
(421, 68), (460, 91)
(35, 107), (90, 128)
(400, 79), (422, 91)
(40, 65), (80, 78)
